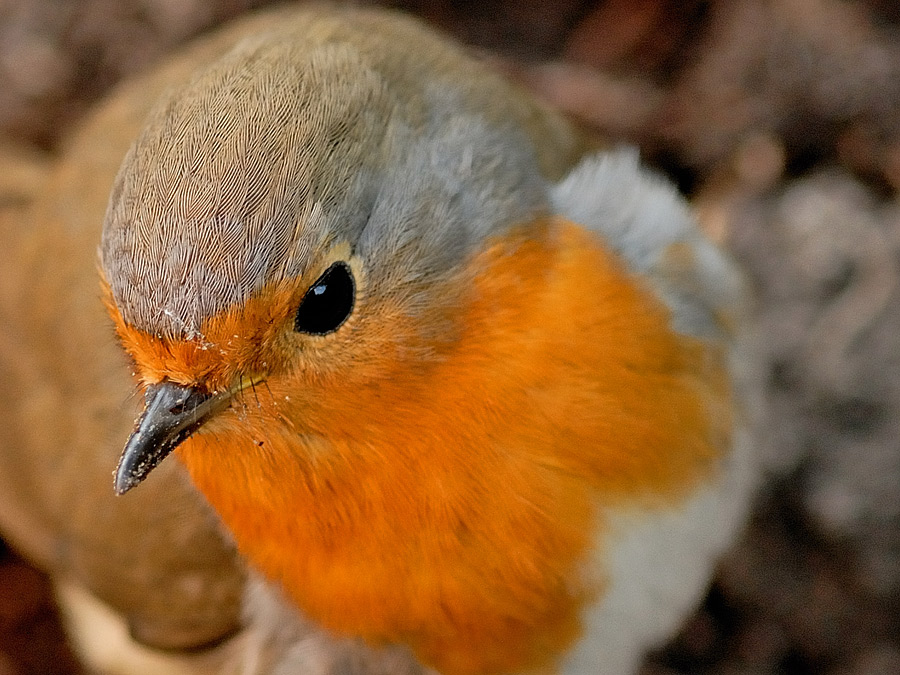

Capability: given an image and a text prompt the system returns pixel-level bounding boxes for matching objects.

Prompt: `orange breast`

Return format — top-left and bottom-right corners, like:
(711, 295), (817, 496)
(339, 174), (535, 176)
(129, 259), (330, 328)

(117, 217), (732, 674)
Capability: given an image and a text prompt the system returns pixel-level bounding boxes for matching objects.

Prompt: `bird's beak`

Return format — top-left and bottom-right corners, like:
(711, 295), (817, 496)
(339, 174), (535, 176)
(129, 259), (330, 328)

(114, 381), (230, 495)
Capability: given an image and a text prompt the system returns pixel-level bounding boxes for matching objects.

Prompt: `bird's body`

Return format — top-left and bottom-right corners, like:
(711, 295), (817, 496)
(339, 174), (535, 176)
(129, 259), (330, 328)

(98, 6), (757, 675)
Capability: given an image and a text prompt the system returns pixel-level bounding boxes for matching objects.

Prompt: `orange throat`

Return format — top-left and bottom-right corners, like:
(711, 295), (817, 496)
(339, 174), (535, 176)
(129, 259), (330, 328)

(118, 217), (732, 675)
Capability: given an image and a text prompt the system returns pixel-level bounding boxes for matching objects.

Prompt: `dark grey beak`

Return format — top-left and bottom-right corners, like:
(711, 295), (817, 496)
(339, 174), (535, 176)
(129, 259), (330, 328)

(114, 381), (229, 495)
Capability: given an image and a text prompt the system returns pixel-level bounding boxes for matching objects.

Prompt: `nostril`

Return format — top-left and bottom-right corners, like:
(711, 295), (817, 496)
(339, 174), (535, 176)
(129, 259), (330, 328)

(167, 393), (194, 416)
(145, 382), (209, 417)
(169, 390), (211, 417)
(168, 401), (188, 415)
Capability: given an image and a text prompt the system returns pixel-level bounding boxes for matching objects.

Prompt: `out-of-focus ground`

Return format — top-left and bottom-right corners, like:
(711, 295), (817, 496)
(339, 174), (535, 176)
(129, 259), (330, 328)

(0, 0), (898, 673)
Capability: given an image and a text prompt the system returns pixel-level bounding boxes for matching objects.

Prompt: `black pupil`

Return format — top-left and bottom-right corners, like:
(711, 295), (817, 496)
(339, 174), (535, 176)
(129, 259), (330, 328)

(293, 262), (355, 335)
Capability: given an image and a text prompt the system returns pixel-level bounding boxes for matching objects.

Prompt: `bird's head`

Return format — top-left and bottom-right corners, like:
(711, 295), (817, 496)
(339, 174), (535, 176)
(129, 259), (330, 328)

(99, 18), (553, 495)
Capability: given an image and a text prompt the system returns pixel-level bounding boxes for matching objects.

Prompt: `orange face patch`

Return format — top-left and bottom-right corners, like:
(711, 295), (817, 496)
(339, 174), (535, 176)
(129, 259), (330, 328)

(107, 217), (732, 675)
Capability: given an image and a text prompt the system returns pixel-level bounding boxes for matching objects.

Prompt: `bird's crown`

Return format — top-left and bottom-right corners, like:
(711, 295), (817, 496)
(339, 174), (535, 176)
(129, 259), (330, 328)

(100, 9), (553, 340)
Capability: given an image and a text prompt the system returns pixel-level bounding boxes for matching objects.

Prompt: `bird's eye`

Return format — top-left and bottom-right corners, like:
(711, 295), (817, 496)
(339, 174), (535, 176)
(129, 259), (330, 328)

(293, 262), (355, 335)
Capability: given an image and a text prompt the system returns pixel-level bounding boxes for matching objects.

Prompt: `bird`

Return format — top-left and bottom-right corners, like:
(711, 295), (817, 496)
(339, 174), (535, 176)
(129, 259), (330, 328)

(93, 5), (758, 675)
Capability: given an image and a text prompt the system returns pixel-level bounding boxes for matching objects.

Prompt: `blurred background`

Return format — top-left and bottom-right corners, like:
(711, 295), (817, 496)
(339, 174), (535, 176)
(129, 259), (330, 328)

(0, 0), (898, 673)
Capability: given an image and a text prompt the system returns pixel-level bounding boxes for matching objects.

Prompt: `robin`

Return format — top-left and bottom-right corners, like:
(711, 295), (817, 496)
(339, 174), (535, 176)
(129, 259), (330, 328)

(98, 6), (757, 675)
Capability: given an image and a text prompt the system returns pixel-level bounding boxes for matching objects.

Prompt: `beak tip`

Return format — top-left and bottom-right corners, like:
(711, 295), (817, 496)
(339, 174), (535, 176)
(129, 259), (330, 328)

(113, 453), (141, 495)
(113, 473), (135, 496)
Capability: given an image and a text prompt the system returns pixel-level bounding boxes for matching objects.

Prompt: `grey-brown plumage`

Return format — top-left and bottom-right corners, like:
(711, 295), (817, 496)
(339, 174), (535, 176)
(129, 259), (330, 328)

(101, 6), (587, 338)
(3, 5), (757, 674)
